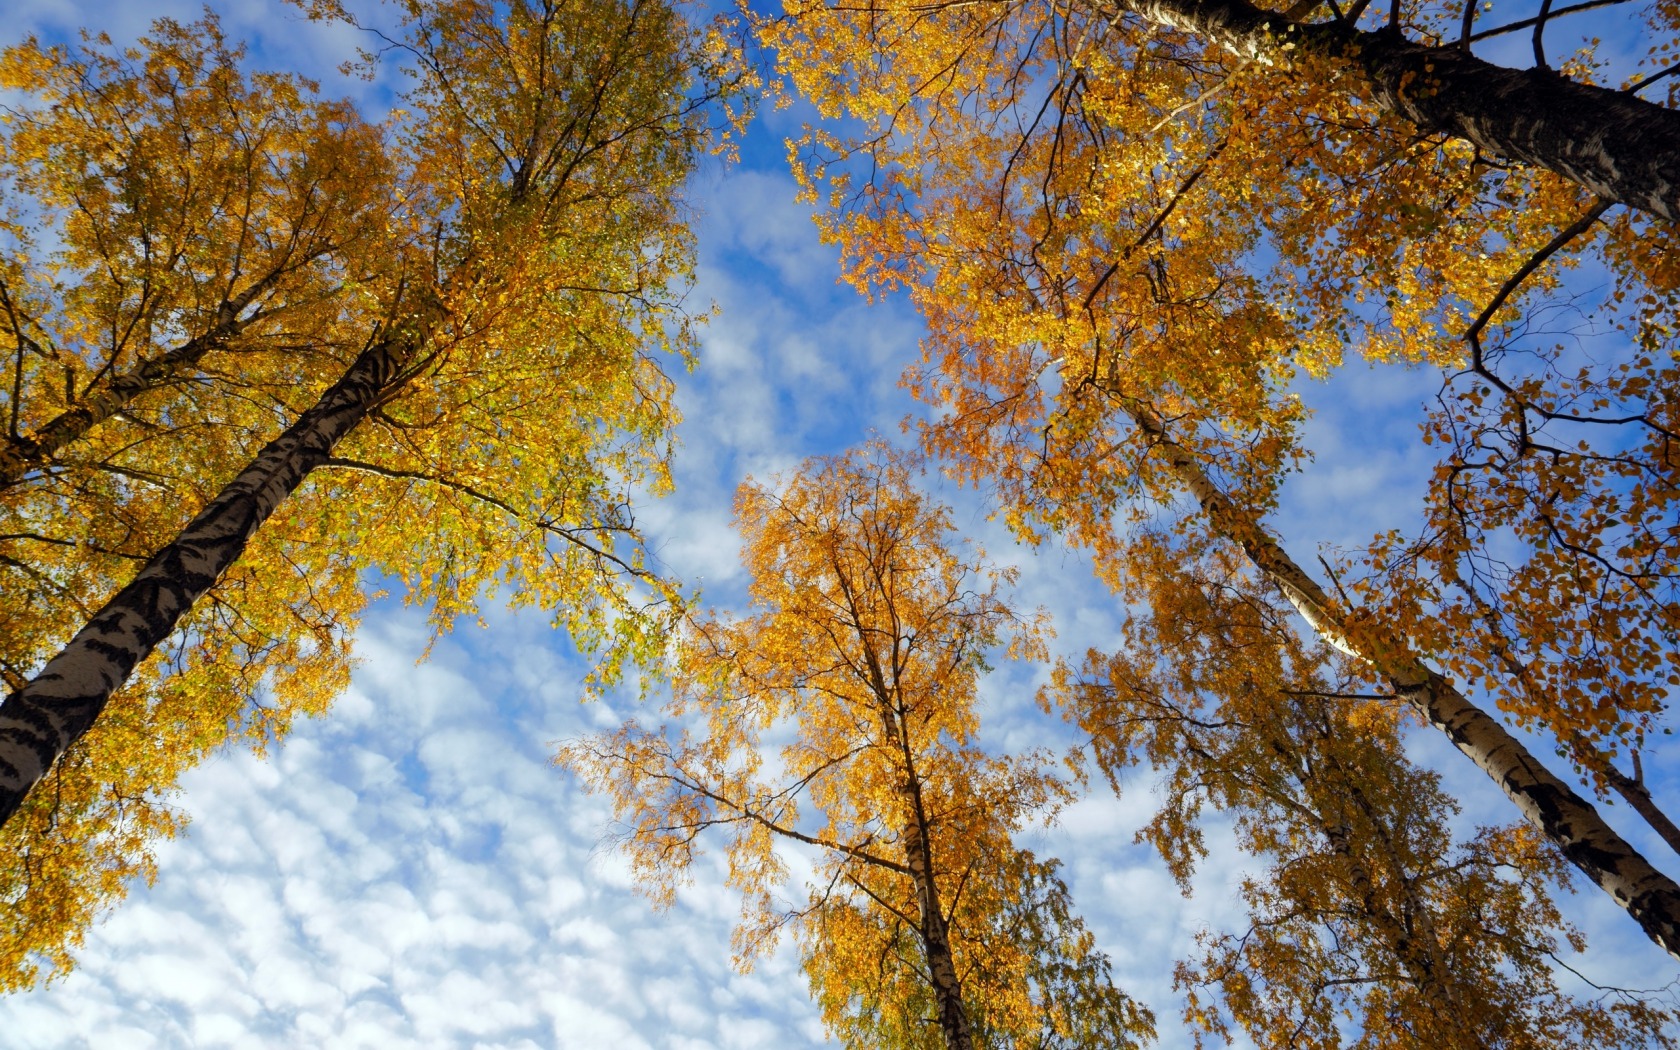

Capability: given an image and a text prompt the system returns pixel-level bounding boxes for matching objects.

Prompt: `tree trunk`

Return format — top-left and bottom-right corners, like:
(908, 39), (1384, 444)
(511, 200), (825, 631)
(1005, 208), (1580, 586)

(857, 609), (976, 1050)
(1604, 759), (1680, 860)
(0, 301), (440, 826)
(1316, 819), (1485, 1048)
(1125, 401), (1680, 961)
(902, 819), (976, 1050)
(1310, 733), (1486, 1048)
(1109, 0), (1680, 221)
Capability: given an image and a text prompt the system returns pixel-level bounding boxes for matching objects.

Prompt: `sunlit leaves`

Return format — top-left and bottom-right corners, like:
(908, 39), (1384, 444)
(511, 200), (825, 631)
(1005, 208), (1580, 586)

(766, 0), (1680, 771)
(0, 13), (389, 989)
(1051, 531), (1675, 1049)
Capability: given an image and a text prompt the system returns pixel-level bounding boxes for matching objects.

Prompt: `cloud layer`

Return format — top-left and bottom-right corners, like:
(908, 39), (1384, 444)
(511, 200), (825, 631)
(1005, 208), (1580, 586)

(4, 3), (1678, 1047)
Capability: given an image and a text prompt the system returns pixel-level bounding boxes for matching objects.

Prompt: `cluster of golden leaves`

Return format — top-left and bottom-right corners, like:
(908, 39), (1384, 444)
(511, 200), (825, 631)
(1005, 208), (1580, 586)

(0, 0), (725, 988)
(765, 0), (1679, 766)
(0, 17), (387, 986)
(801, 849), (1152, 1049)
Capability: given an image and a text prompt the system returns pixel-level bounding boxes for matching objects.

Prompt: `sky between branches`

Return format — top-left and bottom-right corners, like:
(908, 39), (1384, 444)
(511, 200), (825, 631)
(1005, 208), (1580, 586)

(1, 0), (1677, 1046)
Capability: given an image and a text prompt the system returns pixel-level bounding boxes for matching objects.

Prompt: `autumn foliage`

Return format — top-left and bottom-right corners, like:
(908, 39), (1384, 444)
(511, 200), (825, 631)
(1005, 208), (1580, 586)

(0, 0), (726, 988)
(2, 0), (1679, 1043)
(1053, 530), (1676, 1048)
(0, 17), (387, 986)
(763, 0), (1680, 959)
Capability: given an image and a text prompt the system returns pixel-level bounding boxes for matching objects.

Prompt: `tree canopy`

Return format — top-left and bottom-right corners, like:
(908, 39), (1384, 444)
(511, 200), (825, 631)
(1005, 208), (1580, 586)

(0, 0), (729, 988)
(2, 0), (1678, 1043)
(1053, 529), (1676, 1048)
(762, 0), (1680, 959)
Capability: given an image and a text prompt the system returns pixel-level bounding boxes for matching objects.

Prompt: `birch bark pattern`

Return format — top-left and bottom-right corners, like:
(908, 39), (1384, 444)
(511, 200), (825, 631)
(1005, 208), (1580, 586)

(903, 820), (977, 1050)
(0, 302), (439, 826)
(850, 522), (977, 1050)
(1127, 402), (1680, 960)
(1111, 0), (1680, 221)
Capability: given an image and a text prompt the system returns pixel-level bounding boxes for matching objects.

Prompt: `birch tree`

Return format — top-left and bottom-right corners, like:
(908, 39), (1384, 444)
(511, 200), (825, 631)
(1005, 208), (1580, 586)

(0, 14), (393, 988)
(561, 445), (1153, 1050)
(1097, 0), (1680, 220)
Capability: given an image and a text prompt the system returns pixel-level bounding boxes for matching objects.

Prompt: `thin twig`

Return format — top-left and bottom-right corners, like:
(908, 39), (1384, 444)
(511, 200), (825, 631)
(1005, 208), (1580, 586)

(1465, 199), (1611, 351)
(1465, 0), (1631, 42)
(1149, 66), (1248, 134)
(1627, 62), (1680, 96)
(319, 455), (651, 582)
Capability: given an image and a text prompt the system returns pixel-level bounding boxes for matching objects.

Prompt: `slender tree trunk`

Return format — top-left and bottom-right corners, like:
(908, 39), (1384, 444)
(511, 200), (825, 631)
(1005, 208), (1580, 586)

(1605, 758), (1680, 860)
(0, 300), (441, 826)
(1316, 819), (1485, 1049)
(1124, 401), (1680, 960)
(902, 819), (976, 1050)
(853, 601), (976, 1050)
(1107, 0), (1680, 221)
(1308, 731), (1486, 1049)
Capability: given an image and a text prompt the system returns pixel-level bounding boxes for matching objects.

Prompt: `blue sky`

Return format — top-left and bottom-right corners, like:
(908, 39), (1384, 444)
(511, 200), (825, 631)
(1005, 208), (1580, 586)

(3, 0), (1678, 1046)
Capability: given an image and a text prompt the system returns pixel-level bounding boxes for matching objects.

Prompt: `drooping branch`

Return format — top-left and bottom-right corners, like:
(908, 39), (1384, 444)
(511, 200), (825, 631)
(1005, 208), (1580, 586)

(1464, 199), (1611, 358)
(317, 455), (653, 583)
(593, 734), (916, 875)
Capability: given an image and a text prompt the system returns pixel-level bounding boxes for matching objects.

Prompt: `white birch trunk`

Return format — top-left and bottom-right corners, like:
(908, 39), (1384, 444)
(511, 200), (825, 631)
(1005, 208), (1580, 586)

(902, 819), (977, 1050)
(1126, 403), (1680, 960)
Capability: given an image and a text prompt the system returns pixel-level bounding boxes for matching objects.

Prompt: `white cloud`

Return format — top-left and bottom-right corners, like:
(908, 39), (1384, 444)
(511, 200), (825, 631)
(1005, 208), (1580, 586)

(2, 603), (832, 1048)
